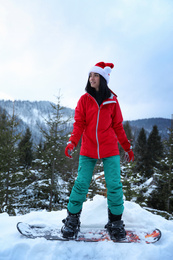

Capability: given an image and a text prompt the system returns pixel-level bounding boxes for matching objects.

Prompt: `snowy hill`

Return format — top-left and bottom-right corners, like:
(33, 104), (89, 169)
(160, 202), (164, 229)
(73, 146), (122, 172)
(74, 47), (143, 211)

(128, 117), (171, 140)
(0, 195), (173, 260)
(0, 100), (74, 144)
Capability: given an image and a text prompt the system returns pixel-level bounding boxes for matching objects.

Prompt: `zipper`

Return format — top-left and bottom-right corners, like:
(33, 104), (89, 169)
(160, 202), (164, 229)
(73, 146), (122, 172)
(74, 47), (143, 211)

(96, 107), (101, 159)
(87, 93), (100, 158)
(87, 94), (116, 159)
(96, 101), (116, 159)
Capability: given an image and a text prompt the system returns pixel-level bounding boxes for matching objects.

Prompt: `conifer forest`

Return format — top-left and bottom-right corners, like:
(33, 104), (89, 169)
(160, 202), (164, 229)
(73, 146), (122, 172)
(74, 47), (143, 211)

(0, 99), (172, 220)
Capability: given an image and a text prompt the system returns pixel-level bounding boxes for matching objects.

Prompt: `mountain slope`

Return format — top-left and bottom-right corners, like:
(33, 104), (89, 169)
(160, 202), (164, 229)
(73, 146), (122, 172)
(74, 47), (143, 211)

(128, 117), (171, 139)
(0, 100), (171, 144)
(0, 100), (74, 144)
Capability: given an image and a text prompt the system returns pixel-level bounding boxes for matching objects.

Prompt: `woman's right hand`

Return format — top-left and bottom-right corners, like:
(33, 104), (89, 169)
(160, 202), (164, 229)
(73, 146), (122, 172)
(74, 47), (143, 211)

(65, 141), (75, 159)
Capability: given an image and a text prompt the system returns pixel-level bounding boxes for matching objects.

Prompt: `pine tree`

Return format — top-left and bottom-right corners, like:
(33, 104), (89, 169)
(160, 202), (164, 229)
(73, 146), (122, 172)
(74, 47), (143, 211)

(119, 121), (133, 161)
(134, 127), (147, 177)
(148, 124), (173, 214)
(0, 108), (21, 215)
(123, 121), (133, 140)
(121, 162), (140, 201)
(18, 127), (33, 168)
(165, 125), (173, 213)
(10, 168), (38, 215)
(34, 96), (71, 211)
(146, 125), (163, 177)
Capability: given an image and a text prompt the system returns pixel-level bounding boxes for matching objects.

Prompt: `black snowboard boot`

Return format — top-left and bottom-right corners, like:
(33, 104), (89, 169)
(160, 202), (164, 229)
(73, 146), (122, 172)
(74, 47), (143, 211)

(105, 209), (126, 241)
(61, 210), (81, 239)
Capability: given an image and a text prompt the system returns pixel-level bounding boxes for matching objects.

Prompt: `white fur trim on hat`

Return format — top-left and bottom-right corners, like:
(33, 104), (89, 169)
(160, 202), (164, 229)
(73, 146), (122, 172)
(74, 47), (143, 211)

(88, 62), (114, 84)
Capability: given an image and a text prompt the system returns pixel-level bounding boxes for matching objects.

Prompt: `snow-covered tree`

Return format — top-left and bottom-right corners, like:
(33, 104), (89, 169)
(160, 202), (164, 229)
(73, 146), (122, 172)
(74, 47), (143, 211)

(34, 96), (71, 211)
(148, 126), (173, 214)
(0, 108), (21, 215)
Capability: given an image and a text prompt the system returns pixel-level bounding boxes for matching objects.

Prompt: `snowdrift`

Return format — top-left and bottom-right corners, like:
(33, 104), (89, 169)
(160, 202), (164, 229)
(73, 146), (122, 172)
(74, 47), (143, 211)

(0, 195), (173, 260)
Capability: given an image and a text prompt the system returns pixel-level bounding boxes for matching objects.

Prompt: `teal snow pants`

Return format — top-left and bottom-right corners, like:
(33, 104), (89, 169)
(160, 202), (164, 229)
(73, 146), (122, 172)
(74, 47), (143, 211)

(67, 155), (124, 215)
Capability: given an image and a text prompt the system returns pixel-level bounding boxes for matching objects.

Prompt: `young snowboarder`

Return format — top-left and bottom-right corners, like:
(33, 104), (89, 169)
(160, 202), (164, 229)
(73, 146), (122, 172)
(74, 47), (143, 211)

(61, 61), (134, 241)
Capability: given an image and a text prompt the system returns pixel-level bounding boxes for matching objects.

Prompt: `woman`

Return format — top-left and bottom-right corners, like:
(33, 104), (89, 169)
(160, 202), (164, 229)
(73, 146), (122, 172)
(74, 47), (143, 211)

(61, 62), (134, 241)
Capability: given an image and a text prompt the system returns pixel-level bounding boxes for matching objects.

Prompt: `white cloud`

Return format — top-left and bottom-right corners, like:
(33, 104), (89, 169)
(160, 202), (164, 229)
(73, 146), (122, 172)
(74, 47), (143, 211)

(0, 91), (14, 101)
(0, 0), (172, 119)
(0, 51), (37, 78)
(105, 0), (173, 36)
(0, 1), (34, 49)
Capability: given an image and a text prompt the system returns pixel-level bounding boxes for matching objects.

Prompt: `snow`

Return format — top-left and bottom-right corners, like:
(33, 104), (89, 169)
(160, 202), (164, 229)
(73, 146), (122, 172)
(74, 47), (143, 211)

(0, 195), (173, 260)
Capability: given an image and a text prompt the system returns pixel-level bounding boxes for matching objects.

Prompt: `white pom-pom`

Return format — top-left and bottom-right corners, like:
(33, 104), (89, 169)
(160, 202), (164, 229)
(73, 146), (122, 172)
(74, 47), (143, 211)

(104, 66), (112, 74)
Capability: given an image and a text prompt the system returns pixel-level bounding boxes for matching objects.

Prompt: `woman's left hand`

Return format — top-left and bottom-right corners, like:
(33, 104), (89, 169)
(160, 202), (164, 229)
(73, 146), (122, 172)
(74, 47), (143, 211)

(124, 149), (134, 162)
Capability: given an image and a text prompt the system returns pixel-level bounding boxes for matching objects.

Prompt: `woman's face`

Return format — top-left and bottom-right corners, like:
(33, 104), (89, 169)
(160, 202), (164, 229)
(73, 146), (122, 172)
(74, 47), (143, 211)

(89, 72), (100, 91)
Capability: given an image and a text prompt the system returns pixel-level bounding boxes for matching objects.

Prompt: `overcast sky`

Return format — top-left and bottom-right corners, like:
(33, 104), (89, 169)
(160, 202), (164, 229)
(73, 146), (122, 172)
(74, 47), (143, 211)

(0, 0), (173, 120)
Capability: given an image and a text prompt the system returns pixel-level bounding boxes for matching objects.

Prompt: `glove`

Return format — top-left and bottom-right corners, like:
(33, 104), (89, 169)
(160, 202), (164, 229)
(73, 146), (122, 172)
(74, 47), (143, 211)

(65, 141), (75, 159)
(124, 149), (134, 162)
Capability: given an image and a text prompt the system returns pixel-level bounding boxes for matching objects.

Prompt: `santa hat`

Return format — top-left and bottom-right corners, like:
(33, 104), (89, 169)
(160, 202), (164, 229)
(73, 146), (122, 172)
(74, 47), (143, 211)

(89, 62), (114, 84)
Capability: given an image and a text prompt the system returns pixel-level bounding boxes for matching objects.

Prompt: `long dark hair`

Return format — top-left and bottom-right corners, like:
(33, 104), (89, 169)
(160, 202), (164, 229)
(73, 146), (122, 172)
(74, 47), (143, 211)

(85, 75), (111, 105)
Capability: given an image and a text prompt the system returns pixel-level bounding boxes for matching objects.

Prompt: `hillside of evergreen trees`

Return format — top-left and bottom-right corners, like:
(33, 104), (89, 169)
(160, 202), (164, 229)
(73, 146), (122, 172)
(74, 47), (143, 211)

(0, 100), (171, 144)
(0, 99), (172, 220)
(0, 100), (74, 145)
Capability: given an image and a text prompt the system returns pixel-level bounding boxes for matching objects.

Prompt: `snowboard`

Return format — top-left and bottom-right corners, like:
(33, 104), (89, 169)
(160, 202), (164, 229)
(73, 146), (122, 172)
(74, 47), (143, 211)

(17, 222), (161, 243)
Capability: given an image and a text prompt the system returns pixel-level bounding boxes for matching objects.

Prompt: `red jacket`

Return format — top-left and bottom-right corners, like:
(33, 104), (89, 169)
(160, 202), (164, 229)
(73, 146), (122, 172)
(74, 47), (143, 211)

(69, 92), (130, 159)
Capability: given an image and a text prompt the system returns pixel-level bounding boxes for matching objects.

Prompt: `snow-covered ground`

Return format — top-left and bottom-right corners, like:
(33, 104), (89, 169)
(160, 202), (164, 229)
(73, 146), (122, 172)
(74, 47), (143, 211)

(0, 195), (173, 260)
